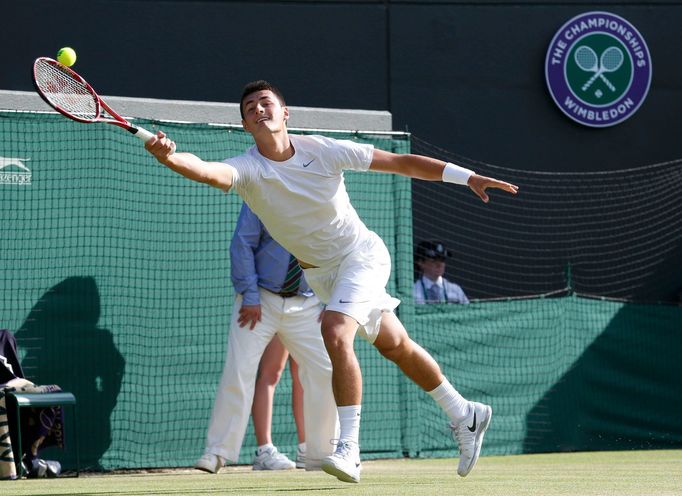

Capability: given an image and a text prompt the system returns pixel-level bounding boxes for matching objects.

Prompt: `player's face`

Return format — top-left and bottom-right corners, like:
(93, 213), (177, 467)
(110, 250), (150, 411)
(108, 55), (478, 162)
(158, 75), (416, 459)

(241, 90), (289, 136)
(419, 258), (446, 280)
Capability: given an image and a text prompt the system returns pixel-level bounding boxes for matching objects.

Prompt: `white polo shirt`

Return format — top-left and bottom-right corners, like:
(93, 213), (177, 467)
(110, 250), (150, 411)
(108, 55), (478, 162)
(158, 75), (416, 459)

(226, 134), (374, 267)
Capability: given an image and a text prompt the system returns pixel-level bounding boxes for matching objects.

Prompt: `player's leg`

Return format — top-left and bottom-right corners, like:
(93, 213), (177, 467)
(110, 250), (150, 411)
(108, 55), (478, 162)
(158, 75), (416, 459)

(289, 357), (307, 468)
(276, 295), (338, 471)
(373, 311), (492, 477)
(251, 334), (296, 470)
(372, 311), (444, 390)
(306, 233), (399, 483)
(318, 310), (364, 482)
(320, 310), (363, 406)
(197, 293), (274, 472)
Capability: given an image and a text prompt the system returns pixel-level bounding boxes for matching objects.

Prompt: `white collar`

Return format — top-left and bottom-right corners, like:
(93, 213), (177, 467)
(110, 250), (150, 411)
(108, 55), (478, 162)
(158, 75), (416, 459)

(422, 275), (443, 288)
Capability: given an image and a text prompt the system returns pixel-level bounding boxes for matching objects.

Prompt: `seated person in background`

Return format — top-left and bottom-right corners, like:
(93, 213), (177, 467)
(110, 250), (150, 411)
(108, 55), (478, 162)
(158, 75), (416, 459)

(413, 241), (469, 304)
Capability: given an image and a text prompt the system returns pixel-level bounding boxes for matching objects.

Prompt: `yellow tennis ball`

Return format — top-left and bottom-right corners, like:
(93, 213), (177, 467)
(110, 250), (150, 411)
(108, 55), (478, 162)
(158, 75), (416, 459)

(57, 47), (77, 67)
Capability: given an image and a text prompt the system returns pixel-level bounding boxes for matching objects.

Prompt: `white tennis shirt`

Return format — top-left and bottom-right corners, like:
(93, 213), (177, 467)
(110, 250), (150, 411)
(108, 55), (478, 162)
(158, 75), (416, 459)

(226, 134), (375, 267)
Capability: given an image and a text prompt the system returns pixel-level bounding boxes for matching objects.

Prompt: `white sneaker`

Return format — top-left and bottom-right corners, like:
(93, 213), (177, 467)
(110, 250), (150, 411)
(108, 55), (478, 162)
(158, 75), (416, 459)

(296, 445), (306, 469)
(252, 445), (296, 470)
(194, 453), (225, 474)
(321, 440), (361, 483)
(451, 402), (492, 477)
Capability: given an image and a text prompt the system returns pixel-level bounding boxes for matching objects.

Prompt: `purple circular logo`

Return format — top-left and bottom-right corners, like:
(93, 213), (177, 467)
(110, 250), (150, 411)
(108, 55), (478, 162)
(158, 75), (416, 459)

(545, 12), (652, 127)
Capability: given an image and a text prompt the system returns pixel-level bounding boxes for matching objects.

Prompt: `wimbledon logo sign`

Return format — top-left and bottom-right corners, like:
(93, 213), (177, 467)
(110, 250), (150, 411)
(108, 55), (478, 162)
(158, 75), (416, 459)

(545, 11), (652, 127)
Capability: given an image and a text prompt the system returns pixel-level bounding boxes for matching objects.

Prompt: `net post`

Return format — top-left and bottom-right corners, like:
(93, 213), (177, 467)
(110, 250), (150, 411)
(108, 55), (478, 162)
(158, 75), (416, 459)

(566, 263), (574, 295)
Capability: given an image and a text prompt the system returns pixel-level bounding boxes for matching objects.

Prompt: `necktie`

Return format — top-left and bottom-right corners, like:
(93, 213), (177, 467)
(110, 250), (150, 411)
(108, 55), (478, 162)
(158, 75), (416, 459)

(281, 254), (302, 294)
(427, 283), (442, 303)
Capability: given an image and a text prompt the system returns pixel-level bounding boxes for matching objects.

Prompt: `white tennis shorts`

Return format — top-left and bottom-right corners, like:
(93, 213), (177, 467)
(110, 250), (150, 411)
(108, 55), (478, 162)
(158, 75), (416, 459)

(302, 231), (400, 343)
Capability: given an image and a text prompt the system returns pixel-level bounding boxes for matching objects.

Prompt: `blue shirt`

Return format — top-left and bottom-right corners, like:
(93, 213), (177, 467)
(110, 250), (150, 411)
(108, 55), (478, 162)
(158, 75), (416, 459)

(230, 203), (313, 306)
(413, 276), (469, 304)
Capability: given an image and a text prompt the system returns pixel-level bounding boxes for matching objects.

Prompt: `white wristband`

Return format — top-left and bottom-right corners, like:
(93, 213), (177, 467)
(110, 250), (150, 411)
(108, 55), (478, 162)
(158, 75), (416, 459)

(442, 162), (474, 185)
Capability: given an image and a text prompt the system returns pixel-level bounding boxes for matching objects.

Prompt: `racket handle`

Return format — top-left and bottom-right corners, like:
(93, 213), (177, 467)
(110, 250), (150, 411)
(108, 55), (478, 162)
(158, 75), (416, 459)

(132, 126), (155, 142)
(132, 125), (176, 154)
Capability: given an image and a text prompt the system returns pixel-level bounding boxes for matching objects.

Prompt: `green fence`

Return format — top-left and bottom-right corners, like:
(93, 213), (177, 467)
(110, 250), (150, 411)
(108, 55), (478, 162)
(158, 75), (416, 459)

(1, 111), (680, 470)
(410, 296), (682, 457)
(0, 111), (413, 469)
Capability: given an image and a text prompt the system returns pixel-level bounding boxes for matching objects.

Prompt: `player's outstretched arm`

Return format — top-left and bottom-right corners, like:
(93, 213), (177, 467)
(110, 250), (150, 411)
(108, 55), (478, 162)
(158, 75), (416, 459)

(370, 149), (446, 180)
(145, 131), (234, 191)
(370, 148), (518, 202)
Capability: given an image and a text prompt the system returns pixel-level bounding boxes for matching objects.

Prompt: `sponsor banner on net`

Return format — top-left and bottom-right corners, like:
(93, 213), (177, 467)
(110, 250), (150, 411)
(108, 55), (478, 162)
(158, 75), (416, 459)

(545, 11), (652, 127)
(0, 156), (32, 185)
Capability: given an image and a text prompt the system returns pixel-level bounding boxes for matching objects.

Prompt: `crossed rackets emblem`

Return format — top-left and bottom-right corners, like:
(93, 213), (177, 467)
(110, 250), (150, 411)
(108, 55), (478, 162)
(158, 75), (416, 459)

(574, 45), (624, 93)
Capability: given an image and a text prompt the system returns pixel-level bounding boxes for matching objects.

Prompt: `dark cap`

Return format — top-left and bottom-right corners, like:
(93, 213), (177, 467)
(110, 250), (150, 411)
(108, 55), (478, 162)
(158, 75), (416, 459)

(416, 241), (451, 261)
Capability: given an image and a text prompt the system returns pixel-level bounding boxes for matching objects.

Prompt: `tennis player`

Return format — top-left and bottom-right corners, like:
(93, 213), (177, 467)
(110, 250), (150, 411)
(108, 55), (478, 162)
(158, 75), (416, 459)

(145, 80), (518, 483)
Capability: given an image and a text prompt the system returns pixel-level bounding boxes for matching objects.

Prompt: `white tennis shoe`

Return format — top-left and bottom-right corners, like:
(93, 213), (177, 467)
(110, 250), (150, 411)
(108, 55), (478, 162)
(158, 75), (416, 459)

(194, 453), (225, 474)
(252, 445), (296, 470)
(451, 402), (492, 477)
(321, 440), (361, 483)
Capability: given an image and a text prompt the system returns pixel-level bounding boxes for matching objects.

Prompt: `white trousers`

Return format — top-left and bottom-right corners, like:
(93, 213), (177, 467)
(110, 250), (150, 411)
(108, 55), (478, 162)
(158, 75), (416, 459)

(203, 288), (338, 469)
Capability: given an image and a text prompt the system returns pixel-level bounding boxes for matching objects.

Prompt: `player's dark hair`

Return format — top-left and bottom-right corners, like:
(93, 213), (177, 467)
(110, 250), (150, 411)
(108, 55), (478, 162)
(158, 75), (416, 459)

(240, 80), (286, 119)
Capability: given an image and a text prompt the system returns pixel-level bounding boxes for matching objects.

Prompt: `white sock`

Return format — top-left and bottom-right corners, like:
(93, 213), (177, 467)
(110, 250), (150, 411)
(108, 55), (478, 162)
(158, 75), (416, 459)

(427, 378), (471, 424)
(298, 442), (306, 453)
(257, 443), (274, 455)
(338, 405), (362, 444)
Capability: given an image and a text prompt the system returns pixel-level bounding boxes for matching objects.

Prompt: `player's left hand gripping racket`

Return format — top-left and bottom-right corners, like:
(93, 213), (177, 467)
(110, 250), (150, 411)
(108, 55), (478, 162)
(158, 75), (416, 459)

(32, 57), (155, 143)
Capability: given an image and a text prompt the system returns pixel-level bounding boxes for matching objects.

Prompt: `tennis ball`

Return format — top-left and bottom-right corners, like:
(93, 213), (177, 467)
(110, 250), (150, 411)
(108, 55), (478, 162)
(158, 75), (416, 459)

(57, 47), (77, 67)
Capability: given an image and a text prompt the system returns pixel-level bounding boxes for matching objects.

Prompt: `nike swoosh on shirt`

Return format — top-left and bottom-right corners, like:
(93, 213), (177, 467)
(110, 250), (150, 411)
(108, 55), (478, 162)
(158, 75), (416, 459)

(302, 159), (315, 167)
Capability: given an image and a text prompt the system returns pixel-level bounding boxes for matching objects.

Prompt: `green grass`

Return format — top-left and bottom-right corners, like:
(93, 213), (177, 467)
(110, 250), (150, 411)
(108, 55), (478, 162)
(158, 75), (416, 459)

(9, 450), (682, 496)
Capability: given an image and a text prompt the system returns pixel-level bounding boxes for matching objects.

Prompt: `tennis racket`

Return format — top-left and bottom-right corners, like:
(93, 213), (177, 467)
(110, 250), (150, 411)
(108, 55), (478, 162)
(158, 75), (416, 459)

(574, 46), (599, 75)
(32, 57), (155, 143)
(581, 47), (623, 92)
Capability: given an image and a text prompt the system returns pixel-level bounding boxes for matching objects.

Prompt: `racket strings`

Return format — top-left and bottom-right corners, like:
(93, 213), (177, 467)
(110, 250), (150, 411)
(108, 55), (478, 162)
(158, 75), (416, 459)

(574, 46), (598, 71)
(574, 45), (623, 73)
(35, 59), (98, 119)
(601, 47), (624, 71)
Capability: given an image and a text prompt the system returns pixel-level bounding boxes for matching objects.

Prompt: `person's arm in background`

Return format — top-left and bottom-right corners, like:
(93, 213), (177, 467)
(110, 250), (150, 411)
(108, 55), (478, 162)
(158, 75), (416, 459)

(413, 279), (426, 305)
(447, 280), (470, 304)
(230, 205), (264, 330)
